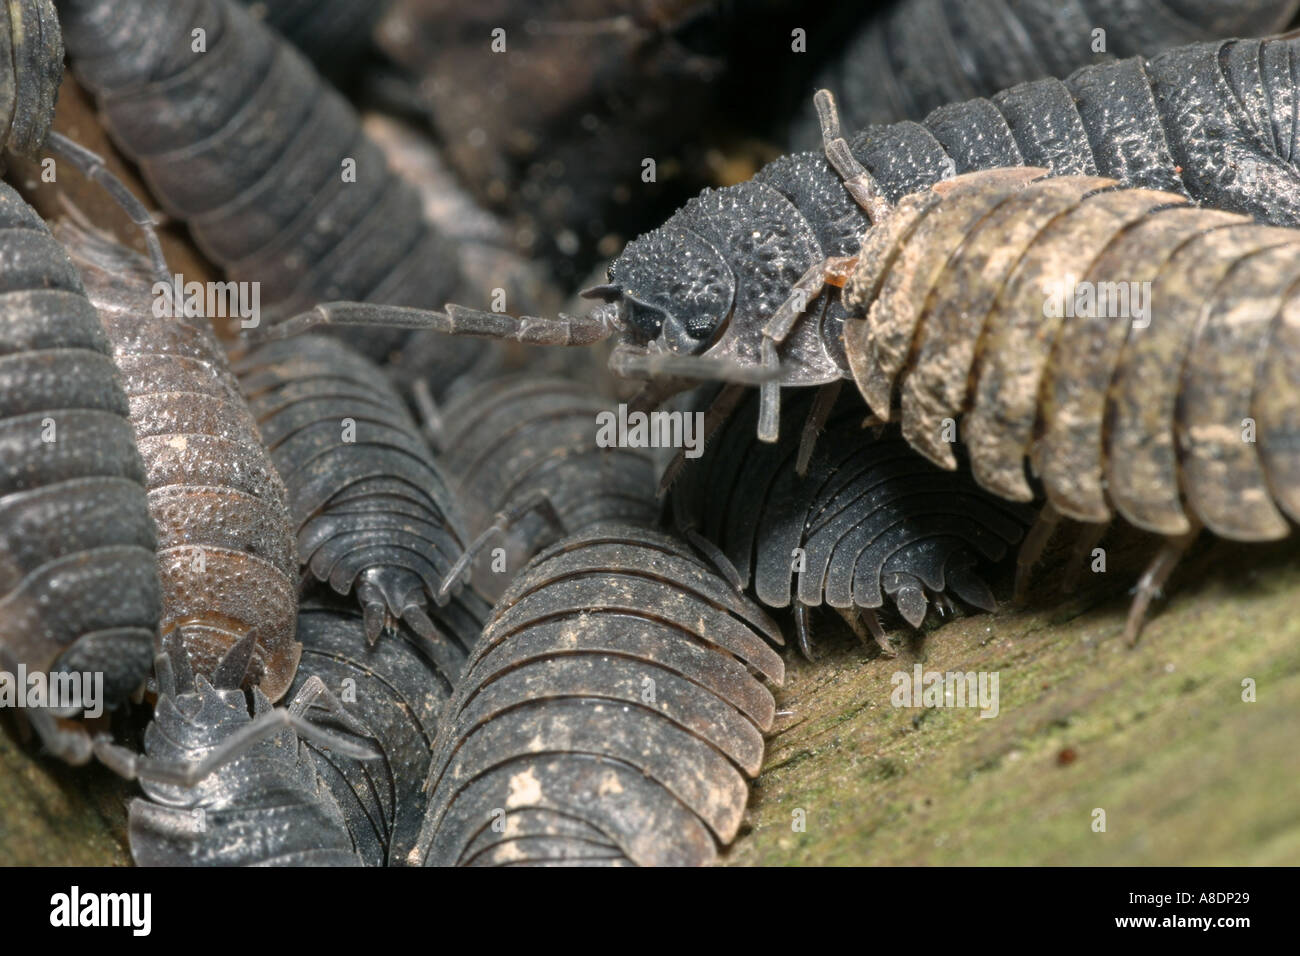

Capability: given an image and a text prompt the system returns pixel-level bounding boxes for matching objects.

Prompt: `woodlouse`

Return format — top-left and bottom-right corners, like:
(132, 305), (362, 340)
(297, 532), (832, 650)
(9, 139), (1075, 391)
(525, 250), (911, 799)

(0, 179), (160, 763)
(234, 335), (470, 647)
(436, 374), (658, 599)
(57, 218), (302, 701)
(119, 630), (376, 866)
(302, 32), (1300, 392)
(670, 386), (1035, 657)
(829, 163), (1300, 640)
(415, 521), (785, 867)
(793, 0), (1300, 132)
(288, 585), (485, 866)
(57, 0), (463, 361)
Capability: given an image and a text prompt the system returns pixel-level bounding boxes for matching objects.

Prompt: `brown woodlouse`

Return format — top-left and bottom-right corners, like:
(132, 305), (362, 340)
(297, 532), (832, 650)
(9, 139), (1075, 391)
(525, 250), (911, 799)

(826, 159), (1300, 641)
(58, 218), (302, 701)
(415, 521), (784, 867)
(0, 178), (160, 764)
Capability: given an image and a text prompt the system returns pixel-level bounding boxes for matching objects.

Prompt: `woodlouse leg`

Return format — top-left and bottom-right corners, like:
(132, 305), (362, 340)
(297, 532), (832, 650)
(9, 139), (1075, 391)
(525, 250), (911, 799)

(26, 708), (94, 766)
(611, 341), (777, 385)
(796, 381), (843, 476)
(1060, 522), (1109, 594)
(814, 89), (892, 224)
(437, 489), (567, 600)
(658, 384), (747, 497)
(1124, 526), (1200, 646)
(1014, 503), (1062, 603)
(667, 472), (748, 590)
(835, 605), (893, 657)
(411, 378), (445, 450)
(757, 339), (782, 442)
(44, 131), (170, 287)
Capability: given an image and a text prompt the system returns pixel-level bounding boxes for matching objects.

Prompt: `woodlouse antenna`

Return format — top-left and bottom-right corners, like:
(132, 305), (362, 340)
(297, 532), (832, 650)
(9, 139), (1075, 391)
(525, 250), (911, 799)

(44, 131), (171, 288)
(814, 89), (893, 224)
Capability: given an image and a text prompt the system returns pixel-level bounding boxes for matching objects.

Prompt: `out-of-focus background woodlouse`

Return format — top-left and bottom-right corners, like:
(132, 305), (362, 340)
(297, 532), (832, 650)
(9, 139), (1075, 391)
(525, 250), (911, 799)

(4, 0), (1300, 868)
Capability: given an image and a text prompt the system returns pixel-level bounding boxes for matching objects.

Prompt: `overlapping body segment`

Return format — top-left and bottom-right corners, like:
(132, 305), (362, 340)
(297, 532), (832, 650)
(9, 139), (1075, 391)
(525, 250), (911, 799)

(0, 180), (159, 761)
(61, 220), (301, 700)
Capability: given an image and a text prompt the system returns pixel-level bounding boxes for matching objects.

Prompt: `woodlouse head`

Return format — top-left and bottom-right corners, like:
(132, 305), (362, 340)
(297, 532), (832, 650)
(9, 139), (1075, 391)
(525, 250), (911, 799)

(585, 223), (736, 354)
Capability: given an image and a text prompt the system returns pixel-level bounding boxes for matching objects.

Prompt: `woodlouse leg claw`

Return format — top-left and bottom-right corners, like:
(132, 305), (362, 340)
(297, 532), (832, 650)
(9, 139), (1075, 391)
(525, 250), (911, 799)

(1123, 526), (1199, 647)
(437, 489), (566, 600)
(796, 381), (842, 476)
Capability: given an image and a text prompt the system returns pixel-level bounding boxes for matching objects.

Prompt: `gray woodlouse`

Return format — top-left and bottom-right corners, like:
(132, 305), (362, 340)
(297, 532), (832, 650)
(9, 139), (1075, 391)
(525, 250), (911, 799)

(792, 0), (1300, 133)
(288, 585), (485, 866)
(233, 334), (470, 648)
(118, 630), (376, 866)
(435, 374), (659, 600)
(56, 218), (302, 702)
(0, 178), (161, 764)
(415, 521), (785, 867)
(297, 32), (1300, 390)
(670, 386), (1036, 658)
(56, 0), (462, 361)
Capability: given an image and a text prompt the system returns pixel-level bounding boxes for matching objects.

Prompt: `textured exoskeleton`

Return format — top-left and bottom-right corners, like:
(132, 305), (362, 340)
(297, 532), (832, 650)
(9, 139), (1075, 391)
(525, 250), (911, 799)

(416, 522), (785, 867)
(60, 220), (302, 700)
(792, 0), (1300, 132)
(288, 585), (485, 866)
(670, 387), (1035, 657)
(354, 34), (1300, 417)
(56, 0), (463, 361)
(0, 180), (160, 763)
(234, 335), (469, 646)
(126, 633), (368, 866)
(437, 375), (658, 598)
(832, 165), (1300, 639)
(0, 0), (63, 160)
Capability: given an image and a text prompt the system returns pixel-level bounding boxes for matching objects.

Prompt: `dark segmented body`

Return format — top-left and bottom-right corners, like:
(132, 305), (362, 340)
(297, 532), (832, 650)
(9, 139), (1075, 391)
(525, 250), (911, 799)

(59, 221), (302, 701)
(0, 180), (159, 751)
(288, 586), (484, 866)
(416, 522), (784, 867)
(793, 0), (1300, 132)
(128, 640), (363, 867)
(438, 375), (658, 595)
(56, 0), (461, 360)
(671, 387), (1035, 636)
(0, 0), (63, 160)
(841, 167), (1300, 546)
(234, 335), (469, 642)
